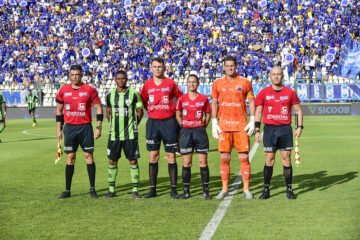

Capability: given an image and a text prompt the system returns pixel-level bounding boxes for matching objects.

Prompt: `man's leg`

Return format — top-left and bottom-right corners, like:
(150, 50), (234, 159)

(281, 150), (296, 199)
(143, 150), (159, 198)
(84, 152), (98, 198)
(239, 152), (253, 199)
(216, 152), (230, 199)
(105, 159), (118, 197)
(259, 152), (276, 200)
(59, 152), (76, 199)
(129, 159), (141, 198)
(166, 152), (180, 199)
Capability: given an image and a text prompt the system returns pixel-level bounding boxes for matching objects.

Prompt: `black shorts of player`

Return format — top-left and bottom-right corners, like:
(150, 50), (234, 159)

(179, 127), (209, 155)
(107, 138), (140, 161)
(146, 117), (179, 153)
(28, 108), (36, 115)
(63, 123), (94, 153)
(263, 124), (293, 152)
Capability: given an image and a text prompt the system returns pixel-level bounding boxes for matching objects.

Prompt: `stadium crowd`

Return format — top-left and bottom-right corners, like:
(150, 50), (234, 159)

(0, 0), (359, 91)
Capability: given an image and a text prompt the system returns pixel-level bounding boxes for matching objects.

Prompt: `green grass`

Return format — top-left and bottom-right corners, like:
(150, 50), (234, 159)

(0, 116), (359, 239)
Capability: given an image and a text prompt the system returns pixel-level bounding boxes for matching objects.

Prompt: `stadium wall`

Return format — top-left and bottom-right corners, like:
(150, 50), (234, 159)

(5, 103), (360, 119)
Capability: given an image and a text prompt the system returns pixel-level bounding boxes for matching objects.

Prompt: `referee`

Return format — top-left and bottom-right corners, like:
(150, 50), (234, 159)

(104, 70), (144, 198)
(56, 65), (103, 199)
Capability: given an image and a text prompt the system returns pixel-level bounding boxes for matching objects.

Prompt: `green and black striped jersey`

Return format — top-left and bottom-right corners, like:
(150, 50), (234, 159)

(25, 94), (38, 109)
(0, 93), (5, 118)
(106, 87), (143, 141)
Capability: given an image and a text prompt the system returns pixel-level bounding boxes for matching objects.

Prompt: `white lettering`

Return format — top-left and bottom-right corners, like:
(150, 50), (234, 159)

(266, 114), (289, 120)
(149, 105), (170, 111)
(220, 102), (241, 107)
(66, 111), (86, 117)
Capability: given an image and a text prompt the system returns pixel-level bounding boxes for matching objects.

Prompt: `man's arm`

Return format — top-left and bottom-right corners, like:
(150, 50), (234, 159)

(106, 107), (111, 122)
(204, 112), (211, 127)
(94, 103), (103, 139)
(56, 103), (64, 141)
(136, 108), (144, 123)
(293, 103), (303, 138)
(211, 98), (218, 119)
(211, 98), (221, 139)
(254, 105), (263, 143)
(175, 110), (182, 126)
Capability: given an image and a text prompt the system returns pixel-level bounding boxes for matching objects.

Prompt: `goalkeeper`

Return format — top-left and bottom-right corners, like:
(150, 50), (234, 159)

(0, 92), (6, 142)
(254, 66), (303, 200)
(211, 55), (255, 200)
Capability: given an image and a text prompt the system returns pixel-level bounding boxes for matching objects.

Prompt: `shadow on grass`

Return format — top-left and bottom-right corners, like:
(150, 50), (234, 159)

(251, 171), (358, 198)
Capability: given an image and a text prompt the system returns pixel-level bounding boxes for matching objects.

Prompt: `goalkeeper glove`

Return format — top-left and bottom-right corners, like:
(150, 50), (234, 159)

(212, 118), (222, 139)
(244, 116), (255, 136)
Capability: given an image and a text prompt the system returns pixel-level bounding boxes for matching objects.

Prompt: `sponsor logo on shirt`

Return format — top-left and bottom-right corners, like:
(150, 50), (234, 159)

(148, 88), (155, 93)
(266, 114), (289, 120)
(162, 96), (169, 104)
(281, 107), (288, 115)
(183, 120), (203, 126)
(149, 95), (154, 103)
(182, 109), (187, 116)
(66, 111), (86, 117)
(65, 104), (70, 110)
(195, 102), (204, 107)
(221, 101), (242, 107)
(266, 95), (275, 100)
(161, 87), (170, 92)
(280, 96), (289, 100)
(149, 105), (170, 111)
(78, 103), (85, 111)
(196, 110), (202, 119)
(79, 92), (88, 97)
(64, 92), (72, 97)
(222, 120), (240, 125)
(182, 102), (189, 107)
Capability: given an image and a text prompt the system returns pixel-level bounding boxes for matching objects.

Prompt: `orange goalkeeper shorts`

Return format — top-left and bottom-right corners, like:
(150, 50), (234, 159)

(218, 131), (250, 153)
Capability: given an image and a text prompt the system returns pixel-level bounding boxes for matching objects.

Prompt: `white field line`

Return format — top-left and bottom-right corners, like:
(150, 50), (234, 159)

(199, 138), (261, 240)
(22, 127), (56, 138)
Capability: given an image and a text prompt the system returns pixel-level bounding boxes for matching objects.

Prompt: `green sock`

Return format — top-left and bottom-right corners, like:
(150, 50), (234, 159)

(0, 124), (5, 133)
(108, 165), (118, 193)
(32, 115), (36, 123)
(130, 165), (139, 192)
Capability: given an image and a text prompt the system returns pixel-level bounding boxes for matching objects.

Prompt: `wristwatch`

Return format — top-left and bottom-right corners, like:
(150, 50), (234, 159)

(96, 126), (102, 130)
(297, 125), (304, 129)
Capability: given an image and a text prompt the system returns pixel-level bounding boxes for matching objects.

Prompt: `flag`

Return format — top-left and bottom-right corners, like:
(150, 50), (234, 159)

(338, 34), (360, 80)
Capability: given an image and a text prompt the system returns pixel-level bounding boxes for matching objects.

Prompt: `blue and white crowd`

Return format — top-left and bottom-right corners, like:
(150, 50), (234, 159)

(0, 0), (359, 93)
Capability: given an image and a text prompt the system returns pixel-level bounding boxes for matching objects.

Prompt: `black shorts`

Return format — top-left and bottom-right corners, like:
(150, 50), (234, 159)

(63, 123), (94, 153)
(146, 117), (179, 153)
(28, 108), (36, 114)
(179, 127), (209, 155)
(263, 124), (293, 152)
(107, 138), (140, 160)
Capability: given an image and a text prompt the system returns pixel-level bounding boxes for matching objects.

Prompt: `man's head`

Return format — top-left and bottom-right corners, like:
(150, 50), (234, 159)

(28, 89), (32, 95)
(151, 57), (165, 79)
(269, 66), (284, 87)
(114, 70), (128, 89)
(223, 55), (237, 78)
(69, 65), (83, 86)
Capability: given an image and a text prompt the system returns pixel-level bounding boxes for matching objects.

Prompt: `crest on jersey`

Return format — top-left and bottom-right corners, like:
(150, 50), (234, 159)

(281, 107), (288, 115)
(65, 104), (70, 110)
(237, 86), (242, 92)
(182, 109), (187, 116)
(78, 103), (85, 111)
(162, 96), (169, 104)
(149, 95), (154, 103)
(196, 110), (202, 119)
(125, 99), (132, 106)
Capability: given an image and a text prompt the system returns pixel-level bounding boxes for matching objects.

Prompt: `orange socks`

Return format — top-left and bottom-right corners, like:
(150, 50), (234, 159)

(220, 157), (230, 192)
(239, 155), (251, 191)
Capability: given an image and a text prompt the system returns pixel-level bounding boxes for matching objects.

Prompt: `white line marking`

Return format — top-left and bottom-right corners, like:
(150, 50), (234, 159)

(199, 138), (260, 240)
(301, 136), (360, 139)
(22, 127), (56, 138)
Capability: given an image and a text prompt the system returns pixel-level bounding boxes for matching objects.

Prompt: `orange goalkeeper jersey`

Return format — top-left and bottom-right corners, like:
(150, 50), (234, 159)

(212, 75), (254, 132)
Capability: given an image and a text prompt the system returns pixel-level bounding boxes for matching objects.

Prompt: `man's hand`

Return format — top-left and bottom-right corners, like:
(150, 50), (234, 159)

(94, 129), (102, 139)
(212, 118), (222, 139)
(56, 127), (63, 141)
(255, 131), (262, 143)
(244, 116), (255, 136)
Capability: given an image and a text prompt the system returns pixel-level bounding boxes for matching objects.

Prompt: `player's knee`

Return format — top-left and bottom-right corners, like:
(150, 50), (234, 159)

(238, 153), (249, 163)
(109, 159), (118, 166)
(84, 152), (94, 164)
(149, 151), (160, 162)
(282, 158), (291, 167)
(165, 152), (176, 163)
(129, 159), (137, 166)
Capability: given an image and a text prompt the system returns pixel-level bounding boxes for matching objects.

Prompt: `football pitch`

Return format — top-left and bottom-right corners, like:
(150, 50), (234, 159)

(0, 116), (359, 240)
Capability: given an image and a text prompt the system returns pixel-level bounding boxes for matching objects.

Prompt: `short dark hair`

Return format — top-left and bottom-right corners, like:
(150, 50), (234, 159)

(70, 65), (83, 72)
(151, 57), (165, 66)
(115, 70), (127, 78)
(187, 74), (199, 83)
(223, 55), (237, 65)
